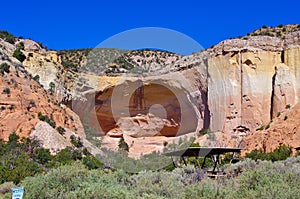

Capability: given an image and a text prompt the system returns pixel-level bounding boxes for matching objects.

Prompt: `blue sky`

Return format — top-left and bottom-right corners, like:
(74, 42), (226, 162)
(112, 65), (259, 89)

(1, 0), (300, 54)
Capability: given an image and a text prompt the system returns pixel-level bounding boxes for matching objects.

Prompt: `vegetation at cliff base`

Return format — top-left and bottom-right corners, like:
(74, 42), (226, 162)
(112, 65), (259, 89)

(1, 156), (299, 199)
(0, 133), (102, 185)
(0, 133), (299, 198)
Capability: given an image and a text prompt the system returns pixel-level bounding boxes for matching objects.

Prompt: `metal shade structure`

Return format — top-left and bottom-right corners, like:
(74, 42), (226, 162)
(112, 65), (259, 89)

(164, 147), (242, 157)
(164, 147), (243, 173)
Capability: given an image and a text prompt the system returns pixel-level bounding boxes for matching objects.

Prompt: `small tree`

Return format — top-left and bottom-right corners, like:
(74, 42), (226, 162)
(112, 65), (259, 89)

(118, 137), (129, 151)
(33, 148), (52, 165)
(48, 82), (55, 95)
(82, 156), (103, 170)
(70, 135), (83, 148)
(17, 42), (24, 50)
(0, 63), (10, 74)
(13, 48), (26, 62)
(6, 132), (20, 150)
(33, 74), (40, 82)
(56, 126), (66, 135)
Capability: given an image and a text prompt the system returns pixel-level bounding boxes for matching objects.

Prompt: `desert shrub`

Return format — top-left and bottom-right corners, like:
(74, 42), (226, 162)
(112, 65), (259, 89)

(233, 164), (300, 198)
(70, 135), (83, 148)
(199, 129), (209, 136)
(189, 143), (200, 147)
(48, 82), (55, 95)
(0, 63), (10, 74)
(61, 60), (76, 69)
(17, 42), (24, 50)
(2, 156), (300, 199)
(56, 126), (65, 135)
(0, 181), (16, 197)
(33, 74), (40, 82)
(0, 31), (15, 44)
(37, 112), (56, 128)
(277, 24), (284, 28)
(13, 47), (26, 62)
(54, 147), (82, 165)
(256, 125), (265, 131)
(33, 148), (52, 165)
(269, 144), (292, 161)
(184, 181), (229, 198)
(265, 123), (270, 129)
(8, 104), (14, 110)
(246, 144), (292, 162)
(118, 137), (129, 151)
(82, 156), (103, 170)
(2, 88), (10, 95)
(284, 115), (288, 120)
(245, 149), (268, 160)
(20, 162), (133, 199)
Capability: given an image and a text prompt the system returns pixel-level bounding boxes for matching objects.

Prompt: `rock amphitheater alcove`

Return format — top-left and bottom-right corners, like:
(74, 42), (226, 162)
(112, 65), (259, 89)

(94, 81), (199, 137)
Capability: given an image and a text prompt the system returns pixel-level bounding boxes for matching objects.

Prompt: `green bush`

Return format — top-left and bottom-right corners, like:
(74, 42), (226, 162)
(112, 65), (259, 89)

(33, 148), (52, 165)
(33, 74), (40, 82)
(2, 154), (300, 199)
(17, 42), (25, 50)
(270, 144), (292, 161)
(54, 147), (82, 165)
(256, 125), (265, 131)
(56, 126), (66, 135)
(13, 48), (26, 62)
(246, 144), (292, 162)
(82, 156), (103, 170)
(118, 137), (129, 151)
(48, 82), (55, 95)
(277, 112), (281, 117)
(0, 63), (10, 74)
(37, 112), (56, 128)
(0, 31), (15, 44)
(70, 135), (83, 148)
(199, 129), (210, 136)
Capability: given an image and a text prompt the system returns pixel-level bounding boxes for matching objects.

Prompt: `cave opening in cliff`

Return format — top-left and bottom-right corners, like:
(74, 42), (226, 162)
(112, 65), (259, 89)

(94, 81), (198, 137)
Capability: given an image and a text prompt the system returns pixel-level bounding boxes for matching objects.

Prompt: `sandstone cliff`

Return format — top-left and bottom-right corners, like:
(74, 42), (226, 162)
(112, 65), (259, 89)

(2, 25), (300, 157)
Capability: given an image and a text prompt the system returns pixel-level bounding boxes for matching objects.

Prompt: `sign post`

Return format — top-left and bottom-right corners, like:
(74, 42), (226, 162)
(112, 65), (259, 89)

(11, 187), (24, 199)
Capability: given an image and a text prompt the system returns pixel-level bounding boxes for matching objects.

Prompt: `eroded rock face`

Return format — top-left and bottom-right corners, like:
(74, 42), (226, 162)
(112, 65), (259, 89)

(31, 122), (72, 154)
(71, 32), (300, 155)
(31, 121), (101, 155)
(117, 113), (179, 137)
(243, 102), (300, 155)
(208, 32), (300, 134)
(92, 72), (204, 138)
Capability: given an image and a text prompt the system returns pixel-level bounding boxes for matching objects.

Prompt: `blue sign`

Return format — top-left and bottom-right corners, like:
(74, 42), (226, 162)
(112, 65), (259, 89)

(11, 187), (24, 199)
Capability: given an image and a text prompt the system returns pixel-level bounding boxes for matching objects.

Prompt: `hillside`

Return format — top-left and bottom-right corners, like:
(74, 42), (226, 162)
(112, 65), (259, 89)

(247, 24), (300, 38)
(0, 35), (84, 145)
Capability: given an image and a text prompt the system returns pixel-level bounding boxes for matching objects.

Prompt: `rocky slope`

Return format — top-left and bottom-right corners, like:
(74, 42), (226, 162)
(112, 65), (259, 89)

(1, 25), (300, 157)
(0, 36), (84, 147)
